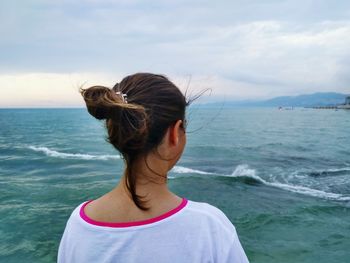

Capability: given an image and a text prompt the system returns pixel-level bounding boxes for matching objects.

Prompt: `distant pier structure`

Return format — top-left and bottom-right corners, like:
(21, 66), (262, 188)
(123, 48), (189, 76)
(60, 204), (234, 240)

(337, 96), (350, 109)
(312, 96), (350, 109)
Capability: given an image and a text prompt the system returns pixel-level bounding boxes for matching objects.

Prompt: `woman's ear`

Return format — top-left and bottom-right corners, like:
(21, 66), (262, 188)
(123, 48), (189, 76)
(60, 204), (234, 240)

(169, 120), (183, 146)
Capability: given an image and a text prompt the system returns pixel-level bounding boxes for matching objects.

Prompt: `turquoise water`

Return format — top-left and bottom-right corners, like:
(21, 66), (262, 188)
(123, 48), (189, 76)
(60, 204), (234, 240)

(0, 108), (349, 262)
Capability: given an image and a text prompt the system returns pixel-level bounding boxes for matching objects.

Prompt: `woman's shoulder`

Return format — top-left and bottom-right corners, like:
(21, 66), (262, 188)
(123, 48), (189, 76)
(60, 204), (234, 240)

(62, 201), (90, 227)
(182, 200), (248, 261)
(185, 199), (232, 219)
(184, 199), (237, 232)
(186, 199), (228, 214)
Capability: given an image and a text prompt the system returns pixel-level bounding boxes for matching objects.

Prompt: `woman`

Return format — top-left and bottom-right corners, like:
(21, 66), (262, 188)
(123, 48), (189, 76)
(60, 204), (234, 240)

(58, 73), (249, 262)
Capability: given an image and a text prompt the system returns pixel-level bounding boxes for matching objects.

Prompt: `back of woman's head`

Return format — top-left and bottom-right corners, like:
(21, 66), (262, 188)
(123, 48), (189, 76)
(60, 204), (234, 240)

(80, 73), (188, 210)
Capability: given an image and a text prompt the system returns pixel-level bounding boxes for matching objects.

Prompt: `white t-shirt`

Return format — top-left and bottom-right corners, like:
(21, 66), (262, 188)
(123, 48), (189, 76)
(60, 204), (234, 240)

(58, 198), (249, 263)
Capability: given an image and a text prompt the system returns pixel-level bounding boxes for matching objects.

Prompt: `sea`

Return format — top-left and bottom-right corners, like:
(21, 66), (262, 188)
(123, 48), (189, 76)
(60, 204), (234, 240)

(0, 107), (349, 263)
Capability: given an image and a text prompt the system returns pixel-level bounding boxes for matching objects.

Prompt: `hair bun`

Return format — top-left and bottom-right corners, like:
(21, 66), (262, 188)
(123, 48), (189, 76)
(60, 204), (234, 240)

(80, 86), (118, 120)
(90, 106), (110, 120)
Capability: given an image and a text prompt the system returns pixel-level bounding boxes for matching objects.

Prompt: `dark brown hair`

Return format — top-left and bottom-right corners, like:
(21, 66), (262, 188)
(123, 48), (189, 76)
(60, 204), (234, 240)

(80, 73), (189, 210)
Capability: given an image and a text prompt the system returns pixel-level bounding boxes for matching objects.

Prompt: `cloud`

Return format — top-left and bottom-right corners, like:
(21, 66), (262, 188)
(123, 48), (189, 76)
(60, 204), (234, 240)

(0, 0), (350, 106)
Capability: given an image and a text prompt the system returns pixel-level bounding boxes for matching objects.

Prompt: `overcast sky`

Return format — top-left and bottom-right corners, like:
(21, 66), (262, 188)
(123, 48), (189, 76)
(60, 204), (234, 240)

(1, 0), (350, 107)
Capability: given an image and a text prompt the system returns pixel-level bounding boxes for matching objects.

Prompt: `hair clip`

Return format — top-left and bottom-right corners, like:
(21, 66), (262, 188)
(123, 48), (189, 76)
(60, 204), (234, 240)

(116, 91), (128, 103)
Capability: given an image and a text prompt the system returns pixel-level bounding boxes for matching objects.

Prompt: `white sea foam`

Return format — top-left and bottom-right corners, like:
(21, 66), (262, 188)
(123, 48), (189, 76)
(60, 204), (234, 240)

(27, 146), (120, 160)
(228, 164), (350, 201)
(171, 166), (214, 175)
(308, 167), (350, 176)
(230, 164), (264, 182)
(324, 167), (350, 173)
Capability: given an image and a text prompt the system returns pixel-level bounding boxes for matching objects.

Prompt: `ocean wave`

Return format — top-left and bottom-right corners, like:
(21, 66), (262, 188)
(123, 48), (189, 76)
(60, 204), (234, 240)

(308, 167), (350, 177)
(171, 166), (214, 175)
(227, 164), (350, 202)
(27, 146), (120, 160)
(170, 164), (350, 201)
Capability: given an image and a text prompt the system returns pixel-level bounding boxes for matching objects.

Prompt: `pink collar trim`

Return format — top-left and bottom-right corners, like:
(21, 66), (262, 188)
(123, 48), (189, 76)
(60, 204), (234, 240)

(80, 198), (188, 228)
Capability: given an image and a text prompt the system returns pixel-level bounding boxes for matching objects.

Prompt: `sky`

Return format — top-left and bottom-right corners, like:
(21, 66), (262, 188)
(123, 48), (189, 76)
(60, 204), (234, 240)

(1, 0), (350, 107)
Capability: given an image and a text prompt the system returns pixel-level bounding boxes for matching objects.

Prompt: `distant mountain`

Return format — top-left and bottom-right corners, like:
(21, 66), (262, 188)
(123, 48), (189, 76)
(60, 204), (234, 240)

(203, 92), (349, 108)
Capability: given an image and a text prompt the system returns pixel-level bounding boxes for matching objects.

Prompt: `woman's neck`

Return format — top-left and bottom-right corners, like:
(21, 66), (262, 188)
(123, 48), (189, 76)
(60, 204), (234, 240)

(113, 172), (178, 207)
(83, 153), (182, 222)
